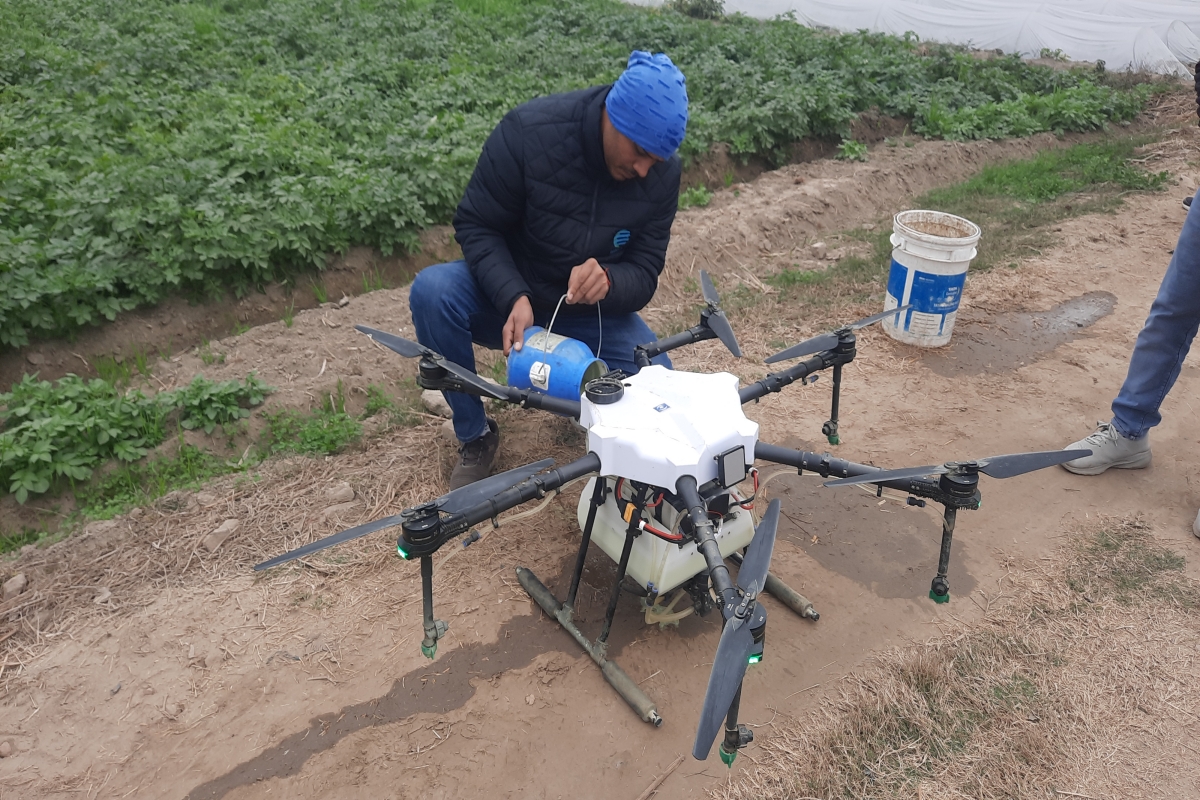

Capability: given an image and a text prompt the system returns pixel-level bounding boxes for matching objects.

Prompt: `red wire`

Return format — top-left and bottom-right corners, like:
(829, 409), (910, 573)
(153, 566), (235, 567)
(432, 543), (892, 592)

(644, 522), (683, 542)
(613, 478), (679, 540)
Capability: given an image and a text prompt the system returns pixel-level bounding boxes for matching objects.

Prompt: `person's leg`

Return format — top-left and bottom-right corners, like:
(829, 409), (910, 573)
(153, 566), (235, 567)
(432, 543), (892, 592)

(547, 309), (672, 375)
(1064, 202), (1200, 476)
(409, 261), (506, 443)
(1110, 201), (1200, 439)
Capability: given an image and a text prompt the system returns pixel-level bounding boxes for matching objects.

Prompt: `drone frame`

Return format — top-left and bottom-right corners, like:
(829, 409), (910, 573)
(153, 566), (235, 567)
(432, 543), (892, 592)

(256, 276), (1089, 765)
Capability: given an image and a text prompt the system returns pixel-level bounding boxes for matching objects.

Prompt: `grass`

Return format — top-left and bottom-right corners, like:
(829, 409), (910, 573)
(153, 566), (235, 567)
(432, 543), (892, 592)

(921, 136), (1169, 272)
(77, 442), (240, 520)
(3, 382), (424, 548)
(265, 407), (363, 457)
(0, 525), (48, 555)
(1066, 517), (1197, 608)
(198, 341), (226, 366)
(311, 280), (329, 305)
(756, 134), (1169, 317)
(722, 517), (1199, 799)
(362, 267), (388, 293)
(93, 349), (153, 387)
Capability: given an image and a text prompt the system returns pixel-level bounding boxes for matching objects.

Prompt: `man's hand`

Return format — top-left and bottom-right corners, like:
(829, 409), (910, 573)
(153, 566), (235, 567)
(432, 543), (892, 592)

(503, 296), (535, 356)
(566, 258), (610, 305)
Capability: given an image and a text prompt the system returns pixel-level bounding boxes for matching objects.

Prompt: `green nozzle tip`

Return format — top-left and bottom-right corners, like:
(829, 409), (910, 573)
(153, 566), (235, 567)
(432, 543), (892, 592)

(929, 589), (950, 604)
(719, 747), (737, 768)
(397, 544), (410, 560)
(747, 653), (762, 665)
(421, 641), (437, 659)
(828, 434), (840, 446)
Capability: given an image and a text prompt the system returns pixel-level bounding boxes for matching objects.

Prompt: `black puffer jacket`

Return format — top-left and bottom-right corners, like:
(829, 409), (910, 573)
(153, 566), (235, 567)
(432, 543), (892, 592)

(453, 85), (681, 317)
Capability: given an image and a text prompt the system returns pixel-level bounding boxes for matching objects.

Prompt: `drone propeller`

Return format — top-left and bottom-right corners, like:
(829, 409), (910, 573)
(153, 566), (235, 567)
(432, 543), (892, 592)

(699, 270), (742, 358)
(735, 499), (780, 593)
(822, 449), (1092, 488)
(355, 325), (508, 401)
(764, 305), (912, 363)
(254, 513), (407, 571)
(693, 499), (780, 760)
(253, 458), (555, 571)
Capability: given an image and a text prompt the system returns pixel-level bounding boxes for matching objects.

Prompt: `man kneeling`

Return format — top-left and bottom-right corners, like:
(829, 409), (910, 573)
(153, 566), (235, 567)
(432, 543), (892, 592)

(410, 51), (688, 489)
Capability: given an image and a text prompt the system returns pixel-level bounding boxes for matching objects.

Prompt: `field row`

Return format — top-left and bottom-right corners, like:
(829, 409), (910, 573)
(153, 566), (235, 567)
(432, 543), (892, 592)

(0, 0), (1151, 347)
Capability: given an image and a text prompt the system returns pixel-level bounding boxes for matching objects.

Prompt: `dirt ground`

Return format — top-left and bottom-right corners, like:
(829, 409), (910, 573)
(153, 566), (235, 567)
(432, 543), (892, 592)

(4, 111), (1200, 798)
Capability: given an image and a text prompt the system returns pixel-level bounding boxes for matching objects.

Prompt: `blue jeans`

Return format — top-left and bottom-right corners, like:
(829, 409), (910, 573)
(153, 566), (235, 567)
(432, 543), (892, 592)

(409, 260), (671, 443)
(1111, 200), (1200, 439)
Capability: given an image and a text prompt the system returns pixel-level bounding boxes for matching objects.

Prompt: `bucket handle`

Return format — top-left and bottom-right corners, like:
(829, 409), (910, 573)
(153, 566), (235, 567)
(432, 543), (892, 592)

(541, 292), (603, 362)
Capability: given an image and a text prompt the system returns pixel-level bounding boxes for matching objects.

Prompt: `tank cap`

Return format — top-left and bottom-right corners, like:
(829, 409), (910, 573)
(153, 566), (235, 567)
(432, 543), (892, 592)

(584, 377), (624, 405)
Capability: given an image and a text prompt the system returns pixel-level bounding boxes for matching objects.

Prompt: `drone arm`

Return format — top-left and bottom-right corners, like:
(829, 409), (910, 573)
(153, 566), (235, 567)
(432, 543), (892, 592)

(635, 324), (715, 367)
(738, 353), (834, 405)
(753, 442), (941, 497)
(675, 475), (738, 606)
(448, 452), (603, 532)
(499, 385), (582, 419)
(418, 365), (582, 419)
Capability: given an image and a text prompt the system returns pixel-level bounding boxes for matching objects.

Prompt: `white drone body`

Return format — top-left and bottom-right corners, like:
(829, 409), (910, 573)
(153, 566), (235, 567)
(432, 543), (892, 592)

(576, 366), (761, 596)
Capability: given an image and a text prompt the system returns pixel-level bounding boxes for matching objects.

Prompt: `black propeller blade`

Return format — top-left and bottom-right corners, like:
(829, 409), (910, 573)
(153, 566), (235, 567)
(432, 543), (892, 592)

(356, 326), (428, 359)
(355, 325), (508, 401)
(692, 499), (780, 760)
(764, 305), (912, 363)
(254, 514), (408, 571)
(693, 602), (765, 761)
(736, 499), (779, 592)
(968, 449), (1094, 479)
(253, 458), (556, 571)
(823, 449), (1092, 488)
(699, 270), (742, 358)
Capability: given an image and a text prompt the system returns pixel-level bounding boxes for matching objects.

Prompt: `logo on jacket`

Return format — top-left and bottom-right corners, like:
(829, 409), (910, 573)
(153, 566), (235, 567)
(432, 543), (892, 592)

(612, 230), (631, 249)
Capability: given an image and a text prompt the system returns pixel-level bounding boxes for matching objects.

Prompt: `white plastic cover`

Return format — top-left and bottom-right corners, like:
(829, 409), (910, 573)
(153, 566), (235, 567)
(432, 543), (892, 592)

(628, 0), (1198, 76)
(580, 366), (759, 489)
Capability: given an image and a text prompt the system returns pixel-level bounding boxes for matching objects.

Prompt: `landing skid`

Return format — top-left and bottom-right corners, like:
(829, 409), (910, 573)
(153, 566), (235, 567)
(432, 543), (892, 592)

(514, 478), (819, 728)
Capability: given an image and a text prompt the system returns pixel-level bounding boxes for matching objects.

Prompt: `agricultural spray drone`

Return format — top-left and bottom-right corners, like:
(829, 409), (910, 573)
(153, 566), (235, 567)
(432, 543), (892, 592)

(256, 271), (1088, 765)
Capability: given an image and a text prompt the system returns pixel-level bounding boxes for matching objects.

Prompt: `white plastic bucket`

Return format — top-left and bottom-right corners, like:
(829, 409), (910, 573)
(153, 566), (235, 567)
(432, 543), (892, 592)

(881, 210), (981, 348)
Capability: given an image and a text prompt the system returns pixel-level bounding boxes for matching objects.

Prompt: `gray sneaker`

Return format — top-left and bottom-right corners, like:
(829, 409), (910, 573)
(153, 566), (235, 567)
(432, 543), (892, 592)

(450, 418), (500, 490)
(1061, 422), (1151, 475)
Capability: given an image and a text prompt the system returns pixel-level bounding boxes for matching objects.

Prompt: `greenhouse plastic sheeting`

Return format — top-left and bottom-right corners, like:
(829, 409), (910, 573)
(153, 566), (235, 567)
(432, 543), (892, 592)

(628, 0), (1199, 76)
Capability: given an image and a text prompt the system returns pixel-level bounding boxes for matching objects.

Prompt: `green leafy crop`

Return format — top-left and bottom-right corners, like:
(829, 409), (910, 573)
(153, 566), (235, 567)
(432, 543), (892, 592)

(0, 0), (1151, 347)
(171, 373), (271, 434)
(836, 139), (869, 161)
(0, 372), (270, 502)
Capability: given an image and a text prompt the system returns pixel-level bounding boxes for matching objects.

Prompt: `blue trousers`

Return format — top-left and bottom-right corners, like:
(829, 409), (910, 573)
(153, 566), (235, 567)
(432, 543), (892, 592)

(1111, 200), (1200, 439)
(409, 260), (670, 443)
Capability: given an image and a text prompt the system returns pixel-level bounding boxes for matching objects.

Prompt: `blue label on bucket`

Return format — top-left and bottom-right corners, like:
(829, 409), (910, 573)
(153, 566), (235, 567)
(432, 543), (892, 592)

(886, 259), (966, 315)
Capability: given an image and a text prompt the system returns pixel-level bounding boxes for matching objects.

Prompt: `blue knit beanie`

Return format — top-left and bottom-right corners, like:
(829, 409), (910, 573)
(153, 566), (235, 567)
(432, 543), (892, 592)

(605, 51), (688, 160)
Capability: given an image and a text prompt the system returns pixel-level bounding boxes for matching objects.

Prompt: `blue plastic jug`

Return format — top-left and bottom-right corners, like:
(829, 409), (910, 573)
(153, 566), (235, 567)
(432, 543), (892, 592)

(507, 327), (607, 401)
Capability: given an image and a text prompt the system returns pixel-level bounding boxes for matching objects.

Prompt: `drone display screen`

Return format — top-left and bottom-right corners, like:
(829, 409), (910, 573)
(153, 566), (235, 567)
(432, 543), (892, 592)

(717, 446), (748, 488)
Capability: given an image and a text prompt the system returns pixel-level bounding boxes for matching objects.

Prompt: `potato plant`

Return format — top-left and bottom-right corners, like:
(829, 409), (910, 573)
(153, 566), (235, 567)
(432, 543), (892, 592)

(0, 0), (1150, 347)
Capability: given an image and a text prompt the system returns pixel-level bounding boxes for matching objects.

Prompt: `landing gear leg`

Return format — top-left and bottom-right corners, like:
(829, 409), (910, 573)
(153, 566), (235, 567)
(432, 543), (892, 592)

(516, 481), (662, 726)
(929, 507), (956, 604)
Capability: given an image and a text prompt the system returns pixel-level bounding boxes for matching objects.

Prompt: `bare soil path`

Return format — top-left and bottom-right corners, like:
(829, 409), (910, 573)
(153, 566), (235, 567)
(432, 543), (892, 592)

(4, 116), (1200, 799)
